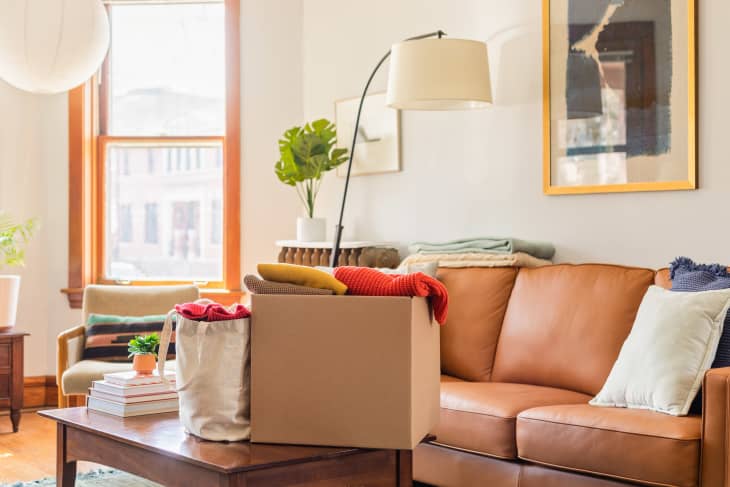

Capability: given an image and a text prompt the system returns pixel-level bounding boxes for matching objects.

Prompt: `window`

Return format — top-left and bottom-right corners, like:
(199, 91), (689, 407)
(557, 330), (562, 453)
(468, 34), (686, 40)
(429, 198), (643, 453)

(211, 200), (222, 245)
(65, 0), (240, 307)
(146, 149), (156, 174)
(144, 203), (158, 244)
(119, 205), (133, 243)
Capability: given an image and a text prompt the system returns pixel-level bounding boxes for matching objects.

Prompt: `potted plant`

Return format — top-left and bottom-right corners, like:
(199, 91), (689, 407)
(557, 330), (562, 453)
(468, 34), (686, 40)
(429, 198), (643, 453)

(276, 119), (348, 242)
(128, 333), (160, 375)
(0, 212), (38, 330)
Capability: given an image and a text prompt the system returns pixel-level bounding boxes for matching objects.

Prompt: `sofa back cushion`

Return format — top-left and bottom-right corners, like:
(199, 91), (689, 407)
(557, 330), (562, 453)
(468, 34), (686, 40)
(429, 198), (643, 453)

(491, 264), (655, 395)
(655, 268), (672, 289)
(438, 267), (519, 381)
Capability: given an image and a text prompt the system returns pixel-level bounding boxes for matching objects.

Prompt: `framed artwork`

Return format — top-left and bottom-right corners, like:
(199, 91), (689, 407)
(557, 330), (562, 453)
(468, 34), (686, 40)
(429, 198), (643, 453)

(543, 0), (696, 195)
(335, 92), (401, 177)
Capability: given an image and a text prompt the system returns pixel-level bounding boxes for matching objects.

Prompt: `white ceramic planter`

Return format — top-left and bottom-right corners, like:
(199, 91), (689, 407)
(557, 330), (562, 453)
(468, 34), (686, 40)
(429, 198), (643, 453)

(296, 217), (326, 242)
(0, 275), (20, 329)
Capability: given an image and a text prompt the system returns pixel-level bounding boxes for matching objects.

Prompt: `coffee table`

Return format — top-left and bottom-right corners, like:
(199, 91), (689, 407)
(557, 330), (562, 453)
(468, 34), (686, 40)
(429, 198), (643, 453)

(39, 407), (416, 486)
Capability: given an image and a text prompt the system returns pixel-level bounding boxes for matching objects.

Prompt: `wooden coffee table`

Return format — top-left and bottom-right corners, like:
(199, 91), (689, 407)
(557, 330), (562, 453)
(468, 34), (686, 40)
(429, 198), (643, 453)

(39, 407), (416, 486)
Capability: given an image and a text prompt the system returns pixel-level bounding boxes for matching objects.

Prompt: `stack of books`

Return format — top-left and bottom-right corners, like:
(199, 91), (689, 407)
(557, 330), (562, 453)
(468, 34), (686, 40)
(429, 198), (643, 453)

(87, 370), (178, 417)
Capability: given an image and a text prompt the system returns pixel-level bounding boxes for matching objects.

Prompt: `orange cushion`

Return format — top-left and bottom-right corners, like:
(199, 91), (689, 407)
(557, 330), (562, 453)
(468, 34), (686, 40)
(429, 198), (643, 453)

(433, 381), (591, 459)
(517, 404), (701, 487)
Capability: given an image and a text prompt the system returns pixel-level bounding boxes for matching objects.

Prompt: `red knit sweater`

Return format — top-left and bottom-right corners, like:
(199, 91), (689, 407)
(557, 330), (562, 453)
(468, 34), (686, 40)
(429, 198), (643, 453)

(333, 267), (448, 325)
(176, 302), (251, 322)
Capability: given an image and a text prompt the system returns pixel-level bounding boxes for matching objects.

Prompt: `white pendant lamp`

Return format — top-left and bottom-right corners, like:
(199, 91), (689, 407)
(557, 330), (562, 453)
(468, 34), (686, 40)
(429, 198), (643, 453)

(0, 0), (110, 94)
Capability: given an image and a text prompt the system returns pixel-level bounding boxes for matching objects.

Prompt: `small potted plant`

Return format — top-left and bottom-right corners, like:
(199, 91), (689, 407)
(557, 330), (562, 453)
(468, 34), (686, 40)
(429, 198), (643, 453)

(128, 333), (160, 375)
(0, 212), (38, 330)
(276, 119), (348, 242)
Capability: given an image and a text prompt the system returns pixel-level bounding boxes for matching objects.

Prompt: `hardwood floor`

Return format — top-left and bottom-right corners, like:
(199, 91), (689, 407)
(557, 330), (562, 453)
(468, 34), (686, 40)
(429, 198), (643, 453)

(0, 410), (100, 484)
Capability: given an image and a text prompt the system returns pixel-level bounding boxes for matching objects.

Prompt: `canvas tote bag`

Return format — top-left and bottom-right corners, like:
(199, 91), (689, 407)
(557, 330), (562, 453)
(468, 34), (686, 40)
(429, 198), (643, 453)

(158, 304), (251, 441)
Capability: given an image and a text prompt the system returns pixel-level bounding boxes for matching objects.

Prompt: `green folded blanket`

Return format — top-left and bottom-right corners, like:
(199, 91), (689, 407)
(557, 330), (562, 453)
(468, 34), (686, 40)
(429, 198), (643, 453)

(409, 237), (555, 260)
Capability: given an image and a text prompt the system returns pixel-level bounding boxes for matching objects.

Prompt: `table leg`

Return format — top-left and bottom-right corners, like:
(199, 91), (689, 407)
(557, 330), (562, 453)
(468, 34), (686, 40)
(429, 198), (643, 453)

(56, 423), (77, 487)
(218, 473), (246, 487)
(10, 409), (20, 433)
(397, 450), (413, 486)
(10, 336), (24, 433)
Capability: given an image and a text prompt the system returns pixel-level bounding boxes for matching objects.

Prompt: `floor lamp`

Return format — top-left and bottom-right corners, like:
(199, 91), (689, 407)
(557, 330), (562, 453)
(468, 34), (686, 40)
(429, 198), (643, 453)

(330, 31), (493, 267)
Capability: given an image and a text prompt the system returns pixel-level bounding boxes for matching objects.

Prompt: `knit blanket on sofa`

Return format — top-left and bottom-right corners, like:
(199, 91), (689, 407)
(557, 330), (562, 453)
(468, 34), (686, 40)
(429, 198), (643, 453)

(408, 237), (555, 260)
(400, 251), (551, 269)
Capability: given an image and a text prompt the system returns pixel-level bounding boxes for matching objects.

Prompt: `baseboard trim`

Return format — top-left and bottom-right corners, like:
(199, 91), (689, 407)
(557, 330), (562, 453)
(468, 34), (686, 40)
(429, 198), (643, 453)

(23, 375), (58, 408)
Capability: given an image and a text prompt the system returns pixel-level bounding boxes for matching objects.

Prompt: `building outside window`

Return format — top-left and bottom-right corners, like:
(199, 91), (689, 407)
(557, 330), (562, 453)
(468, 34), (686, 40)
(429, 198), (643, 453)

(144, 203), (159, 244)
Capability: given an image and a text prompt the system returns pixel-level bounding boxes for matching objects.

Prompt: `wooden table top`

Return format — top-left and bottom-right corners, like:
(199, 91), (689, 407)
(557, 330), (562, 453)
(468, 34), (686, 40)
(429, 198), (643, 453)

(39, 408), (364, 474)
(0, 330), (29, 337)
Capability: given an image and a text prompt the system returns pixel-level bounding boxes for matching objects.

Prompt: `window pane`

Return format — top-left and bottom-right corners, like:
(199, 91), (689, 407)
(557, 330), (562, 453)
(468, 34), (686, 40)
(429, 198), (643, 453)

(108, 3), (225, 136)
(105, 142), (224, 281)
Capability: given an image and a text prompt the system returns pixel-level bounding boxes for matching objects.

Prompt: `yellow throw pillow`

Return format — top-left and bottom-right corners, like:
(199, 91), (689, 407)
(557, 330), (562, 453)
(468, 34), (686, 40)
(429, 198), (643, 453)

(257, 263), (348, 295)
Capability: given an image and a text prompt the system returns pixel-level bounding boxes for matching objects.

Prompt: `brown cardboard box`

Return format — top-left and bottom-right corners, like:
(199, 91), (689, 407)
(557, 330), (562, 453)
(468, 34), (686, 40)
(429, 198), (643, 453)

(250, 295), (440, 450)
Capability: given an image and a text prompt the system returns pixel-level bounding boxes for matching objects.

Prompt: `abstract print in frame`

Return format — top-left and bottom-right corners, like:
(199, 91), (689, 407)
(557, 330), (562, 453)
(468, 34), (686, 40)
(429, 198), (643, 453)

(543, 0), (696, 194)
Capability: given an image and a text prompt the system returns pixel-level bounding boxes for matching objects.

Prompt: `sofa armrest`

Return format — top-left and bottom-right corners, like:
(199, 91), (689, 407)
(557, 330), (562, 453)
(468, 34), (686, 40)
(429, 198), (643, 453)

(56, 325), (86, 407)
(702, 367), (730, 487)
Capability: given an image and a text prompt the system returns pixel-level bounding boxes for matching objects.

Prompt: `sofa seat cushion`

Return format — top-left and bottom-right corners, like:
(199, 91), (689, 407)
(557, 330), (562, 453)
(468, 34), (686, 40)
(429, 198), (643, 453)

(62, 359), (176, 395)
(517, 404), (701, 487)
(433, 381), (591, 459)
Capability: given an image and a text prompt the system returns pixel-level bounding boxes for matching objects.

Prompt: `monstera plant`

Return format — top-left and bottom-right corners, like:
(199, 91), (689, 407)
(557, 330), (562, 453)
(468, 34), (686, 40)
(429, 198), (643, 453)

(276, 119), (348, 219)
(275, 119), (348, 242)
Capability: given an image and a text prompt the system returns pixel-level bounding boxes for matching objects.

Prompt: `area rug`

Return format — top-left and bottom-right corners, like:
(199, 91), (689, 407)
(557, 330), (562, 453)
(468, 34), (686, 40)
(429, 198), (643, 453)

(3, 469), (161, 487)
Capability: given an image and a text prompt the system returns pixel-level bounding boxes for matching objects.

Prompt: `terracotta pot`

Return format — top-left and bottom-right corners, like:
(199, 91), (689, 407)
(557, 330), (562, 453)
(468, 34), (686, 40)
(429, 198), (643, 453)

(132, 354), (156, 375)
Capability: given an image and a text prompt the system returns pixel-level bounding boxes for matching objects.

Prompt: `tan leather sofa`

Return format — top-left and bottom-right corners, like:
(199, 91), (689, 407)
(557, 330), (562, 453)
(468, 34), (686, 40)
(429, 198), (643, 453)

(414, 264), (727, 487)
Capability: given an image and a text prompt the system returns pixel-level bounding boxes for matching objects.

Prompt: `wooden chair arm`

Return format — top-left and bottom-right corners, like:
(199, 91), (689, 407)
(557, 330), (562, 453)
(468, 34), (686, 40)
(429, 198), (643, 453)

(56, 325), (86, 407)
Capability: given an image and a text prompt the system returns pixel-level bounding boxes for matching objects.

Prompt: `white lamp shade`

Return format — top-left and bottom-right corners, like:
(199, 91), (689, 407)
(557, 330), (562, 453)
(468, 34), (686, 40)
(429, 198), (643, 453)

(0, 0), (110, 94)
(386, 38), (492, 110)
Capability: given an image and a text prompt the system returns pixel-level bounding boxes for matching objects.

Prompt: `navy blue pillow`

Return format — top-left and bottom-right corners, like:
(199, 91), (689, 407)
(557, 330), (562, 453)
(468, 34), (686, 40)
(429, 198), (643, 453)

(670, 257), (730, 414)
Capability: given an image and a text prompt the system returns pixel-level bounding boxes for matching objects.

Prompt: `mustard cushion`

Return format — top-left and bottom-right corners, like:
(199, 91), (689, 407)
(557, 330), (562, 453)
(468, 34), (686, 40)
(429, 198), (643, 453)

(257, 263), (348, 295)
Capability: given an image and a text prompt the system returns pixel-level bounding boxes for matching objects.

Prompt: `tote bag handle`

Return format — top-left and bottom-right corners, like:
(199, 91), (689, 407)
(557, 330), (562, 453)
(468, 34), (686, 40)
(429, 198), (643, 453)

(157, 309), (176, 385)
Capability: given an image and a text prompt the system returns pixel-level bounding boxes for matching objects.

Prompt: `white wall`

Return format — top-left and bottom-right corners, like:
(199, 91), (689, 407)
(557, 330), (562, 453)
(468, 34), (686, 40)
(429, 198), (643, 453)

(241, 0), (303, 275)
(0, 0), (304, 375)
(303, 0), (730, 268)
(0, 83), (53, 376)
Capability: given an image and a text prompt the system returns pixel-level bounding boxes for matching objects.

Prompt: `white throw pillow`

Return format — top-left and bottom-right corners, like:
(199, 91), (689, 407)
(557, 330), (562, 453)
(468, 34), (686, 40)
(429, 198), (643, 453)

(590, 285), (730, 416)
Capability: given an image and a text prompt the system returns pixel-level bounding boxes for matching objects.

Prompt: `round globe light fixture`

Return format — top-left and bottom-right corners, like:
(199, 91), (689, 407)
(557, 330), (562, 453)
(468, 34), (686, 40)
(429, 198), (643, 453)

(0, 0), (110, 94)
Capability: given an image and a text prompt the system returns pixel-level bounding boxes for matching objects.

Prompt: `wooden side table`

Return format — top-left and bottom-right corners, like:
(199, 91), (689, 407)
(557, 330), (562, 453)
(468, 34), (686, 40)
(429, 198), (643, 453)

(0, 330), (28, 432)
(275, 240), (400, 268)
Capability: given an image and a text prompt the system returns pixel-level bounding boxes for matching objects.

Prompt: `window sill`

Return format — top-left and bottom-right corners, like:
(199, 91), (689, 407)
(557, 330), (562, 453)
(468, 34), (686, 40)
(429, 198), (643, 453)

(60, 287), (245, 309)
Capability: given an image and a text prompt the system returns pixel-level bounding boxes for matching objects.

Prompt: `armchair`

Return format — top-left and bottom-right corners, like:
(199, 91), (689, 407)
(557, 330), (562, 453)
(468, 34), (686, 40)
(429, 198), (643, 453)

(56, 284), (199, 407)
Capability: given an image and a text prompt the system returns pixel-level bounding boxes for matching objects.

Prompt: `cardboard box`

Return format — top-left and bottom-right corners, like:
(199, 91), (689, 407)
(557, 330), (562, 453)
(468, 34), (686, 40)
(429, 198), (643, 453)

(251, 295), (440, 450)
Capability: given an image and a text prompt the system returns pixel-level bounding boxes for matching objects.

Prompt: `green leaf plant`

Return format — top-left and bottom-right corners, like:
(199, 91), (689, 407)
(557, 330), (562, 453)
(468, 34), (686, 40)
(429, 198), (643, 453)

(275, 119), (349, 218)
(0, 212), (38, 270)
(127, 333), (161, 358)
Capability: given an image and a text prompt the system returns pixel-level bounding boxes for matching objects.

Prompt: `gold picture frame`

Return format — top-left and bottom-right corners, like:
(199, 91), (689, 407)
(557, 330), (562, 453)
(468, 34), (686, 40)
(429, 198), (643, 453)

(543, 0), (697, 195)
